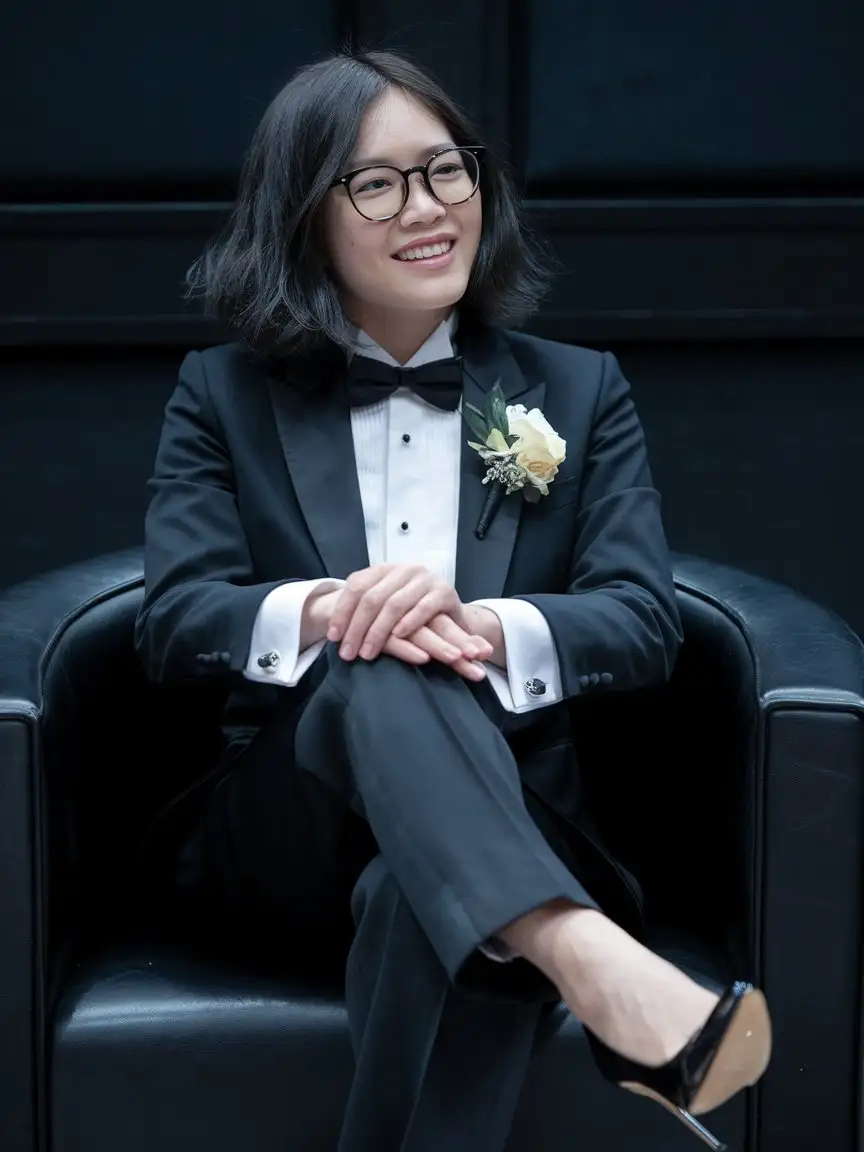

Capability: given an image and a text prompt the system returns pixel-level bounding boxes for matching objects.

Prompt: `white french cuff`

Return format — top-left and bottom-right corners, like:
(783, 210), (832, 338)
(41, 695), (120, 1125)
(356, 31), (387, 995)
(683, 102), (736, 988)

(470, 597), (563, 714)
(244, 578), (346, 687)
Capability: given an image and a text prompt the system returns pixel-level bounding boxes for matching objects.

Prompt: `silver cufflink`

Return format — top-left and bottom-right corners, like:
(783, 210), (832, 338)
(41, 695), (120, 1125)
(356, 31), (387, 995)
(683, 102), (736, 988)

(525, 677), (546, 697)
(256, 650), (281, 670)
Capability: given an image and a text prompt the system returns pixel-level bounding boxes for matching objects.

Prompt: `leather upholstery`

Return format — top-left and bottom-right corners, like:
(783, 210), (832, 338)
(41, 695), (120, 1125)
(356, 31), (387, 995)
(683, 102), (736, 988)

(0, 549), (861, 1152)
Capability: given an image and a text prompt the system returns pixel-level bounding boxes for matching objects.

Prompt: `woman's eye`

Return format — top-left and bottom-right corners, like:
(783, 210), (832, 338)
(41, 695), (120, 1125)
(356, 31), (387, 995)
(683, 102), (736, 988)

(355, 177), (392, 196)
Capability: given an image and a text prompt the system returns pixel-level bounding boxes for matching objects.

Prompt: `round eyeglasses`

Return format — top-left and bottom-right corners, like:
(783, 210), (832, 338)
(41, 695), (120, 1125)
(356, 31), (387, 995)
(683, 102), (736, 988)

(330, 146), (483, 222)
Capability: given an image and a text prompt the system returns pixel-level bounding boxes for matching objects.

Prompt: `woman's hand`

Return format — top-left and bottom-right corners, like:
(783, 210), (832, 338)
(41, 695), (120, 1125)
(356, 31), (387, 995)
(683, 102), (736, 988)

(327, 564), (467, 660)
(306, 571), (496, 681)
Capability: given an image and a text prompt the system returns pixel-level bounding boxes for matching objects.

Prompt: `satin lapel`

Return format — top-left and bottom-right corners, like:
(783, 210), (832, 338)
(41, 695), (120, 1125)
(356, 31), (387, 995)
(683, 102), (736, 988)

(455, 327), (546, 603)
(268, 373), (370, 579)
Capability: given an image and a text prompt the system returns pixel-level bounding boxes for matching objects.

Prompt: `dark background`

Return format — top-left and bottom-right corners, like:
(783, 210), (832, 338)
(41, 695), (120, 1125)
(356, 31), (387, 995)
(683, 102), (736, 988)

(2, 0), (862, 633)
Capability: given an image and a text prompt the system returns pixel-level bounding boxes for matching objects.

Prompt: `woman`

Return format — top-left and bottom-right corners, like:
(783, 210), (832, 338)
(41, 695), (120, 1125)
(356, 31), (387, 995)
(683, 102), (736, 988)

(136, 49), (771, 1152)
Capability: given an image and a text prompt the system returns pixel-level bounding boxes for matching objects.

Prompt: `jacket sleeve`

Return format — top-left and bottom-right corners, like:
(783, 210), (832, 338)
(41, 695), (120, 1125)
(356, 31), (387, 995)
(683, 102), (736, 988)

(518, 352), (683, 699)
(134, 350), (293, 683)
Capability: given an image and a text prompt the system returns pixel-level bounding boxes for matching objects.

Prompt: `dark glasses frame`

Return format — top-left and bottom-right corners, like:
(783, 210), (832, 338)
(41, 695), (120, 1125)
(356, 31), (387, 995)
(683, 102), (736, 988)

(329, 145), (485, 222)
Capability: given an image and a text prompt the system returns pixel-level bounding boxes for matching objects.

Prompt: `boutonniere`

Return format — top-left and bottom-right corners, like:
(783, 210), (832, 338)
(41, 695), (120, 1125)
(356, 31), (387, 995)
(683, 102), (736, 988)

(465, 383), (567, 539)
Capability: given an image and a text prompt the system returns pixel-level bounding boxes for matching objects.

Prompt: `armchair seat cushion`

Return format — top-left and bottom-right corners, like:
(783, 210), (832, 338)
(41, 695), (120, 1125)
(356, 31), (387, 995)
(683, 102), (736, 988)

(51, 931), (744, 1152)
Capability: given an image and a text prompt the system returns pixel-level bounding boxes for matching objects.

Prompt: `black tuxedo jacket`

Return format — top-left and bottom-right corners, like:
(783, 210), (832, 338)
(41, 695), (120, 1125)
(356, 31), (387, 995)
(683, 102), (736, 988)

(135, 324), (682, 922)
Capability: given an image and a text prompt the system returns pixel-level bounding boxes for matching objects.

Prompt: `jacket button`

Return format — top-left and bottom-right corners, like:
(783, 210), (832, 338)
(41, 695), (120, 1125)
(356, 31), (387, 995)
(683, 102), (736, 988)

(525, 677), (546, 697)
(256, 650), (281, 670)
(219, 651), (231, 664)
(600, 672), (613, 685)
(579, 674), (590, 688)
(589, 672), (600, 686)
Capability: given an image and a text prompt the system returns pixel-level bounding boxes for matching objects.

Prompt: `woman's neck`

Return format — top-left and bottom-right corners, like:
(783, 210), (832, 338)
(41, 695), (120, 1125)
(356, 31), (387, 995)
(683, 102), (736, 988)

(352, 307), (452, 365)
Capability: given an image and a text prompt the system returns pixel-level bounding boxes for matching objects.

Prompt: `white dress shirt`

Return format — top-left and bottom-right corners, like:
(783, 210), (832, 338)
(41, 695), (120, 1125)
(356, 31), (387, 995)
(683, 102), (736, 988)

(243, 314), (563, 713)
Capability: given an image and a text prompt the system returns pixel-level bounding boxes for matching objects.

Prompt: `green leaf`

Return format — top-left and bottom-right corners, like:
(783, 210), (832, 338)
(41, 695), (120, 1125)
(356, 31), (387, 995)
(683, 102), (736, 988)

(463, 406), (490, 445)
(489, 384), (508, 436)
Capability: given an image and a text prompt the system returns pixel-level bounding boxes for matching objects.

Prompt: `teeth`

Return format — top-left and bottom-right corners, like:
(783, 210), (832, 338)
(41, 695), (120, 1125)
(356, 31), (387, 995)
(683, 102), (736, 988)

(396, 240), (453, 261)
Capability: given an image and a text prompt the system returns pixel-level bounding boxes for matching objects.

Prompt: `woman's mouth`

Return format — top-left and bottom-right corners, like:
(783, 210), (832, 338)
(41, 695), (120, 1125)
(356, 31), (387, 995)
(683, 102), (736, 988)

(393, 239), (456, 267)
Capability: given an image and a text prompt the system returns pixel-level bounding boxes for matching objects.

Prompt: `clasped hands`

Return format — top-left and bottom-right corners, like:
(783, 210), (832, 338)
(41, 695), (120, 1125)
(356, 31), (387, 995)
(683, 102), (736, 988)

(303, 564), (503, 682)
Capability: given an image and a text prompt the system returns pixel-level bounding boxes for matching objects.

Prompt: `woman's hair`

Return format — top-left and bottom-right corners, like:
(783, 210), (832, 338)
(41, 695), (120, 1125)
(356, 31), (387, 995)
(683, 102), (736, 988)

(187, 49), (551, 356)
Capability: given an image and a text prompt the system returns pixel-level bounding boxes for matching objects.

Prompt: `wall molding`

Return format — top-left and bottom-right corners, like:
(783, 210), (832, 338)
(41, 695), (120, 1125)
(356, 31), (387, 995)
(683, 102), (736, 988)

(2, 199), (863, 346)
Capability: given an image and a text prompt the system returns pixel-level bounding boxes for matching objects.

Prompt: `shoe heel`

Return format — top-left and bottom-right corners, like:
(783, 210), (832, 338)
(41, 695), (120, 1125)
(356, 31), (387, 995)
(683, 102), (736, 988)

(674, 1108), (727, 1151)
(624, 1083), (726, 1150)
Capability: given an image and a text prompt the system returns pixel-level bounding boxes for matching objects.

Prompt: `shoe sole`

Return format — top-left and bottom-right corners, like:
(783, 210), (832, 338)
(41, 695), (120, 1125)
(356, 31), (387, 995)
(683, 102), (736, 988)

(621, 988), (772, 1119)
(690, 988), (772, 1114)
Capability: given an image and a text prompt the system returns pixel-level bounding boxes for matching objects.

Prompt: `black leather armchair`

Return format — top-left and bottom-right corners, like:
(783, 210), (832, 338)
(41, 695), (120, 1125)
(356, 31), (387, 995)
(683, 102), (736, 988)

(0, 550), (862, 1152)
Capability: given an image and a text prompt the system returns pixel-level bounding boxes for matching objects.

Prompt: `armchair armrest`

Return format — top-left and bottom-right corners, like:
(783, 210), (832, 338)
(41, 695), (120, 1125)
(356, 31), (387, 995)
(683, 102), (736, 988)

(672, 554), (864, 1152)
(0, 548), (145, 1152)
(571, 552), (862, 1152)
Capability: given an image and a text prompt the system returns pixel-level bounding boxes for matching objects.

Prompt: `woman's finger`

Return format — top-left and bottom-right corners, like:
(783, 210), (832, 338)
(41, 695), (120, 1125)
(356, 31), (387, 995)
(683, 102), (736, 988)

(409, 626), (486, 680)
(425, 613), (493, 660)
(382, 635), (432, 664)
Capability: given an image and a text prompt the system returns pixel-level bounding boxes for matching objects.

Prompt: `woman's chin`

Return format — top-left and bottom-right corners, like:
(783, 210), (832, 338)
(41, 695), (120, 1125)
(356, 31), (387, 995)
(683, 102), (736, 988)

(387, 278), (470, 314)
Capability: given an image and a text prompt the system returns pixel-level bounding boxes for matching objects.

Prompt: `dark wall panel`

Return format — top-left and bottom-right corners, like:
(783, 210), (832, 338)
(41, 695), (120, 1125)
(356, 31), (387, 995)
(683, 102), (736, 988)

(530, 201), (864, 342)
(527, 0), (864, 188)
(0, 352), (173, 584)
(350, 0), (512, 152)
(1, 0), (334, 193)
(623, 340), (863, 633)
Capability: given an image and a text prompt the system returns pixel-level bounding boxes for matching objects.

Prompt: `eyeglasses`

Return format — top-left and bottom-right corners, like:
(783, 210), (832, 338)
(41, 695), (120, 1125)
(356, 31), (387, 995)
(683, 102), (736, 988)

(330, 146), (483, 222)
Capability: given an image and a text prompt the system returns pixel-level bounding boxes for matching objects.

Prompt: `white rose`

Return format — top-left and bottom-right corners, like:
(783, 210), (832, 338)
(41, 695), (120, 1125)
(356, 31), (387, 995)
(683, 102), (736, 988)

(506, 406), (566, 495)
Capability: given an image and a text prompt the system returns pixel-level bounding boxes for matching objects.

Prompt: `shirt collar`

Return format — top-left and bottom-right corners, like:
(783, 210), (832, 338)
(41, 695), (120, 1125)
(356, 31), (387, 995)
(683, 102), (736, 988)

(348, 312), (458, 368)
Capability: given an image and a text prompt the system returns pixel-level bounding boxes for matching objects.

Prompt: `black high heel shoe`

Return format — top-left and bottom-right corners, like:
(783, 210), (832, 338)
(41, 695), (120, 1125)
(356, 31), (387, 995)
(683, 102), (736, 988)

(586, 981), (772, 1151)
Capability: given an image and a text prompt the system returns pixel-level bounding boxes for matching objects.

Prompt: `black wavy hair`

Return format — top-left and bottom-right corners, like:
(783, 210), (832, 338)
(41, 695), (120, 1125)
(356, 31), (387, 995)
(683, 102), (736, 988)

(186, 49), (551, 356)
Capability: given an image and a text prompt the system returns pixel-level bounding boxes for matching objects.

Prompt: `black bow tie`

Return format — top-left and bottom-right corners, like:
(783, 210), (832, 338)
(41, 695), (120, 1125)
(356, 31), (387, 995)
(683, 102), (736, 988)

(346, 355), (463, 412)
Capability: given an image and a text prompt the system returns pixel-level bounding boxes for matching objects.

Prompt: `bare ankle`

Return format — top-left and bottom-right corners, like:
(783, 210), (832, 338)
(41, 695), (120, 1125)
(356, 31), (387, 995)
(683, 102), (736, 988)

(498, 900), (605, 979)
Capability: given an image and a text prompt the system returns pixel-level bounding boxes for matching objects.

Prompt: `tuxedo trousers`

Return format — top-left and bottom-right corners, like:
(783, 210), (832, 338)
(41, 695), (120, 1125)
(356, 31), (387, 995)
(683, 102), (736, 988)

(182, 648), (601, 1152)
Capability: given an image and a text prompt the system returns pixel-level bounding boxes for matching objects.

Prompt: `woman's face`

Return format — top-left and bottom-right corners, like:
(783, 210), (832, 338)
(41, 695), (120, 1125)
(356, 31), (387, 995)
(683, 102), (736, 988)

(322, 86), (482, 338)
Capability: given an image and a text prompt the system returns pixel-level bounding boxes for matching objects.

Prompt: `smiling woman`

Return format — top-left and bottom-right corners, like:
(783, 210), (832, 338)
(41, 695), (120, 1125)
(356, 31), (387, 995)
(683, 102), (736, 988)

(139, 46), (772, 1152)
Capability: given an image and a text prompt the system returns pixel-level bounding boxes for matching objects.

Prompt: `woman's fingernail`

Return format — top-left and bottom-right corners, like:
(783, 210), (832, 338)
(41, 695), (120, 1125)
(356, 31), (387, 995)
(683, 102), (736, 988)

(360, 644), (373, 659)
(327, 627), (339, 641)
(340, 644), (353, 660)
